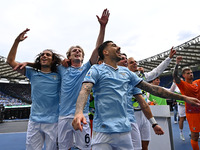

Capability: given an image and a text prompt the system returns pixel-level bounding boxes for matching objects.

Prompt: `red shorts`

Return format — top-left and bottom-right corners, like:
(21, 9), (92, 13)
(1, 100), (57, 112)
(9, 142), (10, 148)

(186, 113), (200, 132)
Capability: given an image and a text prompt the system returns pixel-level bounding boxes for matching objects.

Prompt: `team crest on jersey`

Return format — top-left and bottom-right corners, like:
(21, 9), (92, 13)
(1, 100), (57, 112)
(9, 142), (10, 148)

(51, 75), (57, 80)
(119, 72), (127, 78)
(85, 70), (92, 79)
(78, 68), (83, 71)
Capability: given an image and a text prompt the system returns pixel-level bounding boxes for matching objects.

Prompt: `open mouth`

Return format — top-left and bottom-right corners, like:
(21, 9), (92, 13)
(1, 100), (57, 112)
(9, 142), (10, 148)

(116, 49), (121, 55)
(41, 59), (48, 63)
(75, 54), (81, 58)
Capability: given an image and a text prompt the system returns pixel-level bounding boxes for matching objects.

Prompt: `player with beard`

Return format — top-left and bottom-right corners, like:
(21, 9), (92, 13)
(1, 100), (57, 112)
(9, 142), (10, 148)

(72, 41), (200, 150)
(174, 56), (200, 150)
(127, 48), (176, 150)
(57, 9), (110, 150)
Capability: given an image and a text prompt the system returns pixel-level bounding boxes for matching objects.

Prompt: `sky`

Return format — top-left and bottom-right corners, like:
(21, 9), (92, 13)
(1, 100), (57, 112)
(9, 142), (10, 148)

(1, 0), (200, 64)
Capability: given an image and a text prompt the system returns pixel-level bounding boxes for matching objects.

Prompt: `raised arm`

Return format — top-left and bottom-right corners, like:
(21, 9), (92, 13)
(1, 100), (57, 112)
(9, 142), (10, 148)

(145, 47), (176, 82)
(6, 28), (30, 74)
(89, 9), (110, 65)
(72, 82), (94, 131)
(136, 81), (200, 106)
(173, 56), (182, 84)
(168, 81), (177, 92)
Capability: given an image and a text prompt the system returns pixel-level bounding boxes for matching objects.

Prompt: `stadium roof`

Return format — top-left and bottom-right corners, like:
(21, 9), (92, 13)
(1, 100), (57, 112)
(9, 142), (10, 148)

(1, 35), (200, 82)
(138, 35), (200, 75)
(0, 56), (29, 83)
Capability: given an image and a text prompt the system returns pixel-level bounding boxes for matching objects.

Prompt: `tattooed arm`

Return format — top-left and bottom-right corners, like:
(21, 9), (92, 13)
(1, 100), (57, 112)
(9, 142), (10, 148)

(173, 56), (182, 84)
(136, 81), (200, 106)
(72, 82), (93, 131)
(135, 94), (164, 135)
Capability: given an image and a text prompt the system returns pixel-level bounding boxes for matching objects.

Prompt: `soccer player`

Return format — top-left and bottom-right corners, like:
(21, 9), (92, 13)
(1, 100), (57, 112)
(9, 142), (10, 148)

(72, 41), (200, 150)
(117, 53), (162, 150)
(7, 28), (62, 150)
(58, 9), (110, 150)
(173, 56), (200, 150)
(127, 47), (176, 150)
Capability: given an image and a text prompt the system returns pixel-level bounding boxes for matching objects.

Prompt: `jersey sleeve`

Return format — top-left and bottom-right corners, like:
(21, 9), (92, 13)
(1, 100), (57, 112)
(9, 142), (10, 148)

(25, 67), (34, 81)
(144, 57), (171, 82)
(83, 65), (99, 84)
(130, 71), (143, 87)
(131, 87), (142, 95)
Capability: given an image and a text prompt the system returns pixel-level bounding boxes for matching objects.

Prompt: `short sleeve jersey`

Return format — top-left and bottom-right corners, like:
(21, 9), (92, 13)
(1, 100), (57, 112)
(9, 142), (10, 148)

(58, 61), (91, 116)
(26, 67), (61, 123)
(83, 63), (142, 133)
(176, 79), (200, 113)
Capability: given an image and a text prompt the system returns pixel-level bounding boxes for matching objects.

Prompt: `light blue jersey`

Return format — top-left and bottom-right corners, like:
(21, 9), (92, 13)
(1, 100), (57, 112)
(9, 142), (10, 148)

(58, 61), (91, 116)
(83, 63), (143, 133)
(127, 86), (142, 123)
(26, 67), (61, 123)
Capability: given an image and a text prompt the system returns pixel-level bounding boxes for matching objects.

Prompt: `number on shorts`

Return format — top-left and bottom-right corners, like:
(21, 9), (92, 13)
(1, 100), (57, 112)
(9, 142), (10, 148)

(85, 134), (90, 143)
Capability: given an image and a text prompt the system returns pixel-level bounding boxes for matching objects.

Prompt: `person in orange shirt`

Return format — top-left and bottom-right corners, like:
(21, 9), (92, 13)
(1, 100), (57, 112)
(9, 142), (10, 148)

(173, 56), (200, 150)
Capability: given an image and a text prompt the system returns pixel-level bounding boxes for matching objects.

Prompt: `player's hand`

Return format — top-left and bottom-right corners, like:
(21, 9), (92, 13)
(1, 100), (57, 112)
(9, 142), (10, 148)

(138, 67), (144, 73)
(169, 47), (176, 59)
(176, 56), (182, 64)
(153, 125), (164, 135)
(14, 62), (28, 70)
(15, 28), (30, 42)
(96, 9), (110, 27)
(62, 58), (71, 68)
(72, 113), (87, 132)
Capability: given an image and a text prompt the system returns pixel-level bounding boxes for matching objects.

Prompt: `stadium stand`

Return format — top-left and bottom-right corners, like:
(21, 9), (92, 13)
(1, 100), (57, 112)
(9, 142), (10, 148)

(0, 83), (31, 104)
(138, 35), (200, 74)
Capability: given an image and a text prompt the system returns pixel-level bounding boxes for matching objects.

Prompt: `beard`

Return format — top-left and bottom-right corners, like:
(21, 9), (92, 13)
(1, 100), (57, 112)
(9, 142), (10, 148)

(116, 56), (122, 62)
(41, 64), (51, 68)
(72, 58), (83, 64)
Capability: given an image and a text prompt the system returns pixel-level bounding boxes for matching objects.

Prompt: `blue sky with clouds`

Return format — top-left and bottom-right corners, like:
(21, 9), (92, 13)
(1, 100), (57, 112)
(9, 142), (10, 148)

(1, 0), (200, 63)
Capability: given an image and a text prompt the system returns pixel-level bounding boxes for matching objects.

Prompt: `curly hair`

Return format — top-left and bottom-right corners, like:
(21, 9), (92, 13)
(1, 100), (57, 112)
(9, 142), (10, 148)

(33, 49), (62, 73)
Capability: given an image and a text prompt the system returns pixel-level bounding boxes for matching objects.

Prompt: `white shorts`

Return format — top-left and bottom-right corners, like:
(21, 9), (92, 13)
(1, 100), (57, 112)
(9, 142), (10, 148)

(135, 110), (151, 141)
(58, 115), (91, 150)
(92, 131), (134, 150)
(26, 120), (58, 150)
(130, 122), (142, 150)
(178, 105), (186, 117)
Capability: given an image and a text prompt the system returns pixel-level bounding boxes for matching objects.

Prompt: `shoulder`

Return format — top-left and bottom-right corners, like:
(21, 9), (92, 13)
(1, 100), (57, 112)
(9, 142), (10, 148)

(194, 79), (200, 83)
(83, 61), (92, 68)
(118, 66), (131, 72)
(193, 79), (200, 85)
(57, 64), (67, 72)
(91, 64), (105, 70)
(26, 66), (36, 73)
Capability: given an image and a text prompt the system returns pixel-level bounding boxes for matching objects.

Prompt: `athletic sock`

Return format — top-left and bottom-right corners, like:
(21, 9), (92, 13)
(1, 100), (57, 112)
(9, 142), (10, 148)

(191, 139), (199, 150)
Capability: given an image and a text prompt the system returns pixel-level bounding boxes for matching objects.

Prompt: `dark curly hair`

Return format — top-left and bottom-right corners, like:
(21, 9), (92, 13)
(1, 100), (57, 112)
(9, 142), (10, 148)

(33, 49), (62, 73)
